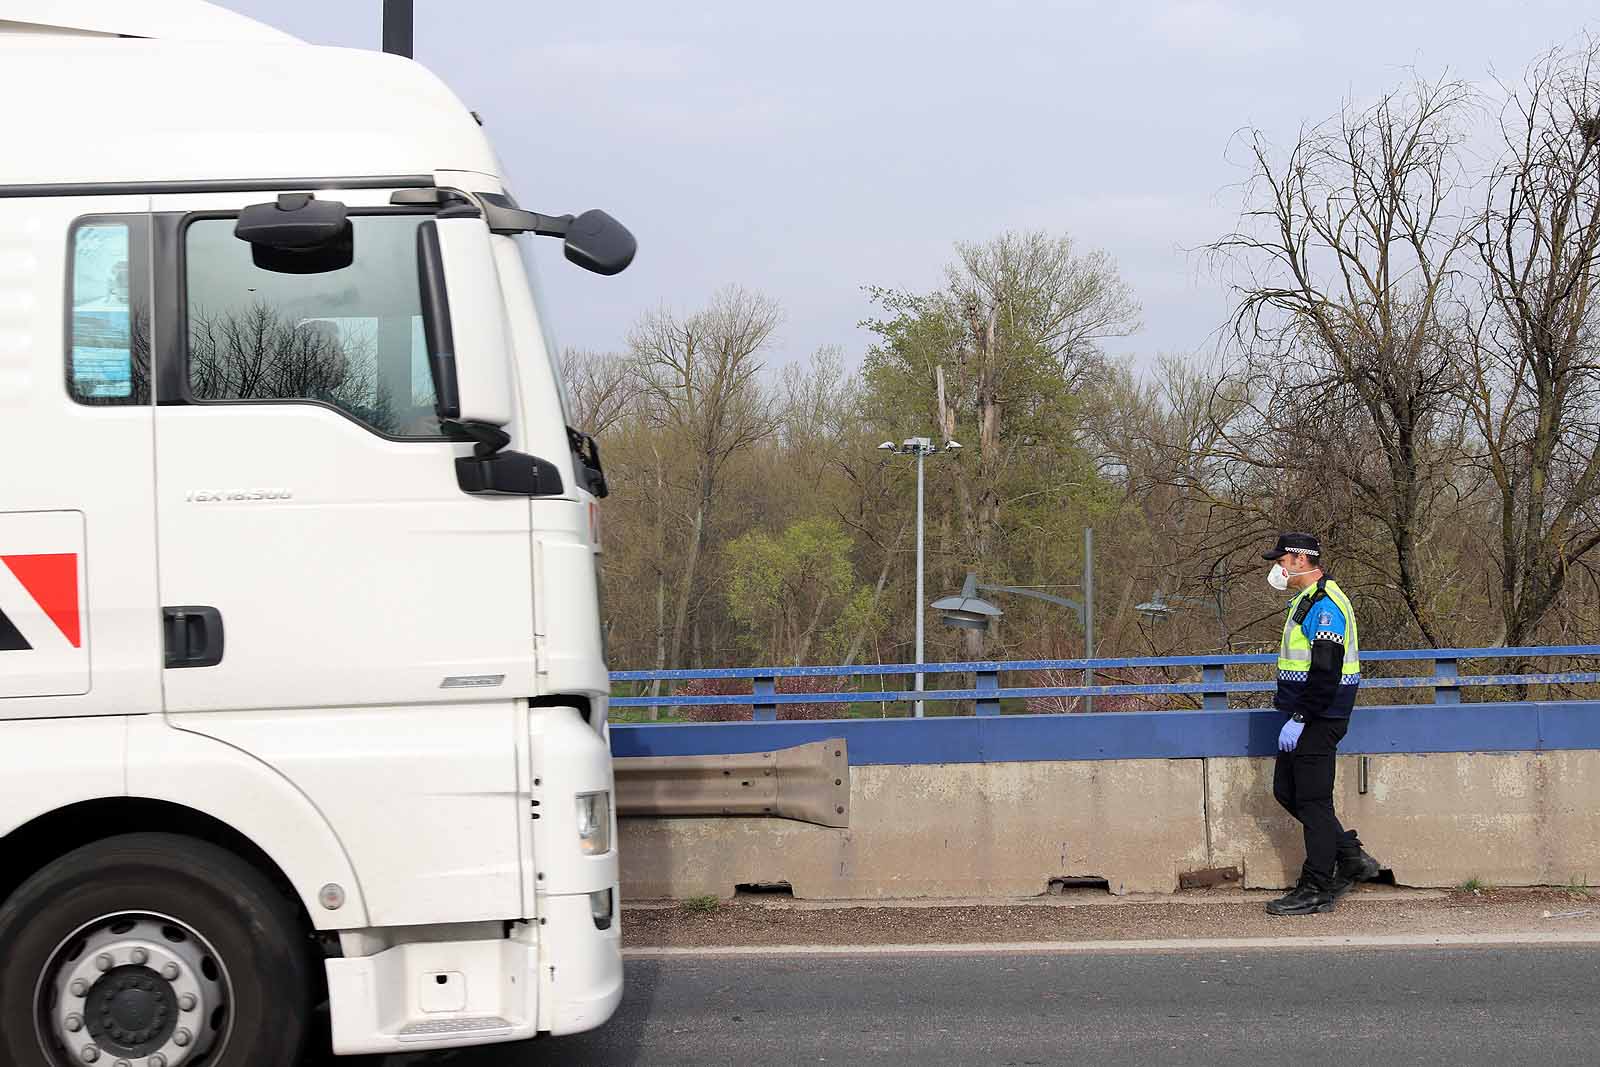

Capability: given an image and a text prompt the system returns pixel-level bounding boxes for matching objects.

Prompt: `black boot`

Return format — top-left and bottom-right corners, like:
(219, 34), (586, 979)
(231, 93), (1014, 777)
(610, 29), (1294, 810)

(1266, 880), (1336, 916)
(1337, 849), (1382, 884)
(1330, 829), (1383, 899)
(1336, 830), (1381, 880)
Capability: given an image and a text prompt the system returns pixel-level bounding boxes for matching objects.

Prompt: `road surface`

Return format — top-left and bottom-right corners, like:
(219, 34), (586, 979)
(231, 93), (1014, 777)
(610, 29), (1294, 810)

(335, 943), (1600, 1065)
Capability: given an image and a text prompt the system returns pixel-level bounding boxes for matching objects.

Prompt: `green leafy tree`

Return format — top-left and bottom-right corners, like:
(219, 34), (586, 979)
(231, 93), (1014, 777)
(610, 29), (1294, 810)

(862, 231), (1140, 656)
(726, 517), (882, 665)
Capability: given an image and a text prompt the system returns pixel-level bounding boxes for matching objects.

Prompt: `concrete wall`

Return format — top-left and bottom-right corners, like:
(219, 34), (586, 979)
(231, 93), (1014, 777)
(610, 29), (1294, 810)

(621, 759), (1210, 899)
(620, 751), (1600, 899)
(1208, 751), (1600, 890)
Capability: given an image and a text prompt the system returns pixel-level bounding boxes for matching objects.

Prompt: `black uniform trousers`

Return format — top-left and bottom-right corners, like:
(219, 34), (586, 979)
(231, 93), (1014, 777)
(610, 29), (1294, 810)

(1272, 715), (1365, 890)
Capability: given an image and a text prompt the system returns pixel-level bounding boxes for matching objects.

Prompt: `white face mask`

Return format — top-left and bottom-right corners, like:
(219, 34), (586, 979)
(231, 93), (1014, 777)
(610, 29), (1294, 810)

(1267, 559), (1313, 592)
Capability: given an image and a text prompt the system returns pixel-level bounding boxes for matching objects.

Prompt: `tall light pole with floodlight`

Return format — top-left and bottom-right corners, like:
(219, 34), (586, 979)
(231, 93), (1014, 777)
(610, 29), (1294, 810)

(879, 436), (961, 716)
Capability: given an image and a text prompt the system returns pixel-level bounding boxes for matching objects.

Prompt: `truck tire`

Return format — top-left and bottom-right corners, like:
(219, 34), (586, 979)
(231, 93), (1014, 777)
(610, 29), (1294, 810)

(0, 832), (312, 1067)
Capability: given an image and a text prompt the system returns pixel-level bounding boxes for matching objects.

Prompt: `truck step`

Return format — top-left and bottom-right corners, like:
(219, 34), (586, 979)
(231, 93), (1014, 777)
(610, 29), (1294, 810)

(396, 1016), (514, 1041)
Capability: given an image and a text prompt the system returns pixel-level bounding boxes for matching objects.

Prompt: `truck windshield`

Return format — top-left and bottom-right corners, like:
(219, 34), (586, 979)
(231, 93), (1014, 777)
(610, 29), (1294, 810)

(185, 215), (444, 438)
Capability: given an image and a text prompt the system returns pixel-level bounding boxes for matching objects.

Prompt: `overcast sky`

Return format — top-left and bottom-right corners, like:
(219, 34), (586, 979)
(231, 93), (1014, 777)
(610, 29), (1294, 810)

(220, 0), (1595, 371)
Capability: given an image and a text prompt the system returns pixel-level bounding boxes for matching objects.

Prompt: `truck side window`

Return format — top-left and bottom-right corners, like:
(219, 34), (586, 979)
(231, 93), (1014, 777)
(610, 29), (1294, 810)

(183, 215), (444, 439)
(67, 218), (150, 405)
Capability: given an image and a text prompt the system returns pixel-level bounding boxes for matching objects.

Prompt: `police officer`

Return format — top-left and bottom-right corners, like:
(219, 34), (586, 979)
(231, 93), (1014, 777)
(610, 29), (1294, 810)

(1261, 532), (1382, 916)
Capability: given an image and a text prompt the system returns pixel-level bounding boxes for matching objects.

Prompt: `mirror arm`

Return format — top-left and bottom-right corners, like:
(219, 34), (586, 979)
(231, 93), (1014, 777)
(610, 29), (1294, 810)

(444, 419), (511, 459)
(476, 191), (572, 237)
(484, 205), (573, 238)
(528, 213), (575, 238)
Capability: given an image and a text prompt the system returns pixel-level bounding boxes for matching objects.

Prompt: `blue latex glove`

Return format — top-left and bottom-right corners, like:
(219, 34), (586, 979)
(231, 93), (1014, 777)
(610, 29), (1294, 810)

(1278, 717), (1305, 752)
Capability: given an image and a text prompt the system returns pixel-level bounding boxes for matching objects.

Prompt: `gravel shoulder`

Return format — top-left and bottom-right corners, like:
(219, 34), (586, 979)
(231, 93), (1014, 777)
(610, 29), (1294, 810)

(621, 886), (1600, 949)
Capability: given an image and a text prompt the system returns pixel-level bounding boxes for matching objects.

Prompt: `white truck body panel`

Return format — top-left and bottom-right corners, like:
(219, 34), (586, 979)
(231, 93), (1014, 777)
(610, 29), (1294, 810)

(0, 715), (126, 827)
(171, 704), (525, 927)
(3, 40), (502, 187)
(126, 714), (374, 928)
(0, 23), (622, 1059)
(0, 192), (164, 720)
(0, 714), (375, 928)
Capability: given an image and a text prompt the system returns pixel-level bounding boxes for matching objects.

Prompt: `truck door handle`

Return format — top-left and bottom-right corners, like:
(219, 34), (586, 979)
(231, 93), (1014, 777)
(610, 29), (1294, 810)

(163, 606), (225, 668)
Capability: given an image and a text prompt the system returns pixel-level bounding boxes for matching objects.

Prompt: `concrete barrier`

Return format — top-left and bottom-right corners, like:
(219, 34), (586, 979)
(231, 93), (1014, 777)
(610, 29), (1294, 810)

(1207, 751), (1600, 890)
(620, 751), (1600, 899)
(620, 759), (1210, 899)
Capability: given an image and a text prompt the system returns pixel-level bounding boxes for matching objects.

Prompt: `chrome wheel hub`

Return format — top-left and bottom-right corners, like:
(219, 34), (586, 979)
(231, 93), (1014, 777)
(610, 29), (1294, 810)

(39, 914), (230, 1067)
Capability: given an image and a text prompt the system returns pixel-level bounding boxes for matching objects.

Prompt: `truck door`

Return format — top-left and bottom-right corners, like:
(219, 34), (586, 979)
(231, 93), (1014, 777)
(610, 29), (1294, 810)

(148, 191), (537, 714)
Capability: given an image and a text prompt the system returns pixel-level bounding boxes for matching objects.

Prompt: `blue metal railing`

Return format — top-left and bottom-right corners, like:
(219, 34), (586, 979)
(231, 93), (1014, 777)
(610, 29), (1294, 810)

(611, 646), (1600, 720)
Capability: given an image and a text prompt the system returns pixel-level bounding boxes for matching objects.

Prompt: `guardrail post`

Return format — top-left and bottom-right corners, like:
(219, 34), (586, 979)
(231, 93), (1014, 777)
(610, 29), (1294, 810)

(976, 669), (1001, 716)
(1434, 658), (1460, 705)
(1202, 663), (1228, 711)
(753, 675), (778, 720)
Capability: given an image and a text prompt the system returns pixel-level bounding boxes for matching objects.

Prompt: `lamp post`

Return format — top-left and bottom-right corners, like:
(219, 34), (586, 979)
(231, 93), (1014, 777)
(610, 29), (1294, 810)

(879, 437), (961, 717)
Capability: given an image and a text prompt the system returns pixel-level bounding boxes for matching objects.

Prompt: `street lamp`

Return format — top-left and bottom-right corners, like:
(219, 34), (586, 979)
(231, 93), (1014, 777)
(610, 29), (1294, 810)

(1137, 585), (1230, 648)
(879, 437), (961, 716)
(935, 570), (1097, 710)
(936, 572), (1087, 627)
(931, 573), (1005, 629)
(1135, 591), (1179, 620)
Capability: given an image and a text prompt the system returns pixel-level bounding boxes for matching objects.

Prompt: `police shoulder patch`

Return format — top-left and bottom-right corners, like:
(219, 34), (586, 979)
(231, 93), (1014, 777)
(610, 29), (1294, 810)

(1317, 610), (1333, 627)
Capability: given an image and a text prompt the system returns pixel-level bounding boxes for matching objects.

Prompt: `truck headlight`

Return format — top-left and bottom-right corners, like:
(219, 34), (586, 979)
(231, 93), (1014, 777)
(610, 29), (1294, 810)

(576, 791), (611, 855)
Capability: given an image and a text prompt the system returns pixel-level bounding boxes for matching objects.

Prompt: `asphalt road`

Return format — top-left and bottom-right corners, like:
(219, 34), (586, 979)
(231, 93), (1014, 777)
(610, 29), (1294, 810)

(338, 945), (1600, 1066)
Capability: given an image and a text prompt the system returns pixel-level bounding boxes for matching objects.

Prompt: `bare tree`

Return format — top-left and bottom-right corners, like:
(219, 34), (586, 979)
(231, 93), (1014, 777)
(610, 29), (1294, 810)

(1465, 40), (1600, 644)
(560, 347), (638, 436)
(775, 347), (913, 666)
(631, 286), (781, 669)
(1209, 77), (1478, 645)
(1095, 354), (1266, 651)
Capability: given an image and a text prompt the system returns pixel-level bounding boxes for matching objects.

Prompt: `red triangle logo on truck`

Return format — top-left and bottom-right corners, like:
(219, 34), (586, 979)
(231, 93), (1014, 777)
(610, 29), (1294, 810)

(2, 554), (81, 648)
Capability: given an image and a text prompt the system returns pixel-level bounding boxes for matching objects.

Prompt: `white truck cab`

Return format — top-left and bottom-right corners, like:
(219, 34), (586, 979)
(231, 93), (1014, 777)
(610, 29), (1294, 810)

(0, 9), (628, 1063)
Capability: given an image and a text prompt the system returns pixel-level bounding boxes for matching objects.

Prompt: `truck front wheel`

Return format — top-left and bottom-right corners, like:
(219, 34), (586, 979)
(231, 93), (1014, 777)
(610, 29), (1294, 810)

(0, 832), (312, 1067)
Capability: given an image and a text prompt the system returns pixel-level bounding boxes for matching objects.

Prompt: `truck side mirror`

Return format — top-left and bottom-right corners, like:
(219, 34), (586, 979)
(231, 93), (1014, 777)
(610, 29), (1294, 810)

(563, 210), (636, 276)
(416, 214), (513, 428)
(472, 194), (636, 276)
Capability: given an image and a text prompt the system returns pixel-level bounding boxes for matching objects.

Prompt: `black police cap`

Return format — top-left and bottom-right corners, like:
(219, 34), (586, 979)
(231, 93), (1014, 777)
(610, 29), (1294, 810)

(1262, 531), (1321, 560)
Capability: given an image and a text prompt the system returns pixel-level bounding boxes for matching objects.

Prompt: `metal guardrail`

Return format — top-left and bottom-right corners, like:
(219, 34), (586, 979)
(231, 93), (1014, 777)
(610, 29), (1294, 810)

(611, 645), (1600, 719)
(614, 739), (850, 827)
